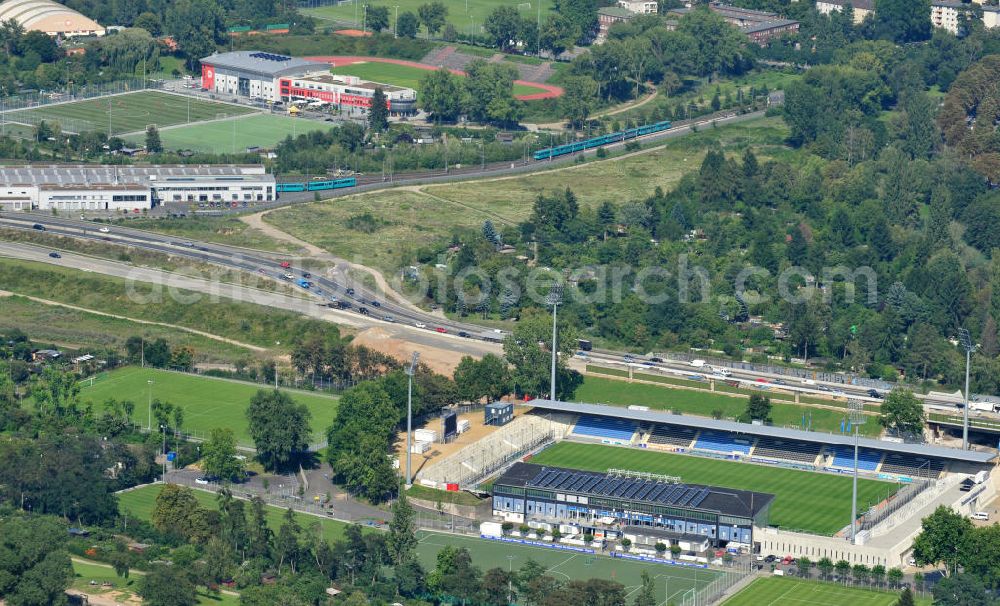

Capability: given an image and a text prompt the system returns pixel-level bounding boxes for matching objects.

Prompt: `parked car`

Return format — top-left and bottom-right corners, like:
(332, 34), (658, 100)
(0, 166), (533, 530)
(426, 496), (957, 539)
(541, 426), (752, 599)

(972, 511), (990, 521)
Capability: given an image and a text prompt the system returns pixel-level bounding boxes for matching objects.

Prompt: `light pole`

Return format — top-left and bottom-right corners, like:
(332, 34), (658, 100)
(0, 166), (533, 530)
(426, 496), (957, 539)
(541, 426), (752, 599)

(405, 351), (420, 488)
(848, 398), (866, 544)
(549, 285), (562, 400)
(147, 379), (154, 431)
(394, 5), (399, 38)
(959, 328), (974, 450)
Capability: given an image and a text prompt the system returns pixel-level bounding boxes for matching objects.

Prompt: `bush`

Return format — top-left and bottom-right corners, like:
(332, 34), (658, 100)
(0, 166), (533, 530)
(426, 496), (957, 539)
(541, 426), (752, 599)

(655, 542), (667, 554)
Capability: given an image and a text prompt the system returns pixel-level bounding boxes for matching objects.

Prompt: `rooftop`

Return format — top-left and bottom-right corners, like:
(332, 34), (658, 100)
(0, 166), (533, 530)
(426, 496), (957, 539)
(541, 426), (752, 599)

(599, 6), (635, 18)
(297, 72), (409, 93)
(0, 165), (269, 187)
(526, 399), (996, 464)
(497, 462), (774, 518)
(201, 51), (326, 77)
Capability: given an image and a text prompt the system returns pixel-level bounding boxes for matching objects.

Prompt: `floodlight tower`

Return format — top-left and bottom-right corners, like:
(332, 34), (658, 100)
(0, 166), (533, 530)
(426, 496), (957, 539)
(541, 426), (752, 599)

(848, 398), (866, 543)
(958, 328), (974, 450)
(405, 351), (420, 488)
(548, 285), (563, 401)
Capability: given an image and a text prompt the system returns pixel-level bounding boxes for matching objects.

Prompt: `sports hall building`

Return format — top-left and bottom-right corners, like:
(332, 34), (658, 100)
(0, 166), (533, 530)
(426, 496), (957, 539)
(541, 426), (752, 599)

(0, 0), (105, 38)
(200, 51), (417, 114)
(0, 165), (275, 211)
(492, 462), (774, 548)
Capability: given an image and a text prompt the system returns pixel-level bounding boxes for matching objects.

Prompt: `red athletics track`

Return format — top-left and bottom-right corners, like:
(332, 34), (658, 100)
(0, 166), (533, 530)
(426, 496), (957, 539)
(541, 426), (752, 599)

(305, 55), (563, 101)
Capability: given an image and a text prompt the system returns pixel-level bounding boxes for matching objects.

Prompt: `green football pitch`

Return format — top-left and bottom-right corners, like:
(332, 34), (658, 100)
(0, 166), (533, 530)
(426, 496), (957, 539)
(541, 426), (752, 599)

(4, 90), (257, 136)
(530, 442), (899, 536)
(118, 484), (723, 604)
(79, 367), (338, 446)
(303, 0), (552, 34)
(330, 61), (546, 97)
(723, 576), (930, 606)
(124, 113), (334, 153)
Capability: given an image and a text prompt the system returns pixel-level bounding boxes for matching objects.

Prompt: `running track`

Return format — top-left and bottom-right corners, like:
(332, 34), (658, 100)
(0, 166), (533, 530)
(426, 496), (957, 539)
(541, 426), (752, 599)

(305, 55), (563, 100)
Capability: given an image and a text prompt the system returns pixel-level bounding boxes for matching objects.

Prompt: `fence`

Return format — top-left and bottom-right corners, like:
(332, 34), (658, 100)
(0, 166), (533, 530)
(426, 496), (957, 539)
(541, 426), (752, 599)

(858, 477), (935, 534)
(1, 78), (162, 114)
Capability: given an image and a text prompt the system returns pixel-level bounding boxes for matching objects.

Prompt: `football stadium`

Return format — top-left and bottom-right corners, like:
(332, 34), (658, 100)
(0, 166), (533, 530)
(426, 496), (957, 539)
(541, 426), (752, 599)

(410, 393), (995, 604)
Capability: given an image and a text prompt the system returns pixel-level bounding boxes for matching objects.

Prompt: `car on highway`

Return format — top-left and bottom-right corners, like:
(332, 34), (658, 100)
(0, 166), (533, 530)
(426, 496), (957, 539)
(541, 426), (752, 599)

(280, 261), (291, 269)
(346, 288), (355, 296)
(32, 223), (45, 230)
(415, 322), (427, 329)
(690, 359), (706, 368)
(358, 307), (370, 315)
(867, 389), (883, 399)
(302, 272), (311, 278)
(382, 315), (394, 323)
(435, 327), (447, 333)
(195, 477), (210, 485)
(458, 331), (469, 338)
(48, 252), (61, 258)
(98, 227), (110, 233)
(370, 300), (381, 307)
(623, 354), (634, 363)
(182, 241), (194, 247)
(257, 268), (266, 274)
(281, 273), (293, 280)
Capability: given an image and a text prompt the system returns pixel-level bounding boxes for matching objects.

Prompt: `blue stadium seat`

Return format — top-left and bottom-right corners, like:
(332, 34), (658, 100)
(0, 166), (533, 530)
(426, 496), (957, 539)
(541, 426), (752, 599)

(571, 415), (636, 442)
(828, 445), (882, 471)
(693, 431), (753, 456)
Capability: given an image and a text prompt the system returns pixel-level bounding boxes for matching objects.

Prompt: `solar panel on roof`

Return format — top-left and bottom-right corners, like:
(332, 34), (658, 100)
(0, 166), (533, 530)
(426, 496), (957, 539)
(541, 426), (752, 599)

(679, 488), (699, 506)
(625, 482), (646, 499)
(647, 484), (670, 503)
(689, 488), (710, 509)
(593, 478), (612, 494)
(580, 476), (602, 493)
(604, 479), (624, 496)
(665, 485), (687, 504)
(612, 480), (635, 498)
(546, 471), (569, 489)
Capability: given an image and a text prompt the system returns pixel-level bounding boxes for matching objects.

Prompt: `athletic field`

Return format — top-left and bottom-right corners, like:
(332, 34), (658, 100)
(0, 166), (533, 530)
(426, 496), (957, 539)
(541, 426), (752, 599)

(303, 0), (552, 34)
(723, 576), (930, 606)
(79, 367), (338, 446)
(331, 60), (545, 97)
(531, 442), (898, 536)
(4, 90), (257, 136)
(124, 113), (333, 153)
(118, 484), (722, 604)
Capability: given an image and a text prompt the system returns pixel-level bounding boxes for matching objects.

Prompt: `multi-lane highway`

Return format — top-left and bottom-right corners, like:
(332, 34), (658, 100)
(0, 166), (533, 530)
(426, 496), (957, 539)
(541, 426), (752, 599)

(1, 213), (994, 418)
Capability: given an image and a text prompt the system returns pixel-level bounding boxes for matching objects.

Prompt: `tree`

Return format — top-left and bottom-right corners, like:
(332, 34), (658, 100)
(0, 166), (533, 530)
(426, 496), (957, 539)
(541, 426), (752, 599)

(959, 524), (1000, 589)
(464, 60), (522, 125)
(139, 564), (197, 606)
(938, 55), (1000, 183)
(365, 4), (390, 32)
(484, 6), (522, 51)
(246, 390), (312, 472)
(871, 563), (886, 588)
(817, 557), (834, 580)
(152, 484), (202, 537)
(388, 488), (418, 565)
(911, 505), (972, 575)
(202, 427), (244, 482)
(454, 354), (511, 403)
(797, 556), (812, 578)
(165, 0), (224, 69)
(134, 11), (162, 35)
(503, 308), (581, 400)
(931, 573), (993, 606)
(397, 11), (419, 38)
(145, 125), (162, 153)
(0, 516), (73, 606)
(368, 87), (389, 132)
(540, 12), (580, 56)
(835, 560), (851, 583)
(744, 393), (771, 423)
(634, 570), (656, 606)
(417, 1), (447, 35)
(559, 75), (598, 127)
(873, 0), (931, 43)
(878, 390), (924, 436)
(895, 587), (916, 606)
(419, 68), (466, 122)
(888, 567), (904, 588)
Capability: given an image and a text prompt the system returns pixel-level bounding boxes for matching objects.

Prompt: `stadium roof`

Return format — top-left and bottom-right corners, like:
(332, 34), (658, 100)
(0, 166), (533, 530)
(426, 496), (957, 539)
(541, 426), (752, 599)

(0, 164), (270, 187)
(497, 462), (774, 518)
(200, 51), (326, 78)
(527, 399), (996, 464)
(0, 0), (104, 36)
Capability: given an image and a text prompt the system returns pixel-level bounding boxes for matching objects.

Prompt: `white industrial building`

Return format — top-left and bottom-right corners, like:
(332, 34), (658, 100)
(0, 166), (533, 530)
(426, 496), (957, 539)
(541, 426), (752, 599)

(200, 51), (329, 101)
(0, 165), (275, 211)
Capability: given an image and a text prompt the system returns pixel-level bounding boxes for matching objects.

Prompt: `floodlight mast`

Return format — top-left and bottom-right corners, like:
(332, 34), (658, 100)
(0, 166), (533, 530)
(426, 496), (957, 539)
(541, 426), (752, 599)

(848, 399), (866, 543)
(549, 285), (563, 401)
(405, 351), (420, 488)
(959, 328), (974, 450)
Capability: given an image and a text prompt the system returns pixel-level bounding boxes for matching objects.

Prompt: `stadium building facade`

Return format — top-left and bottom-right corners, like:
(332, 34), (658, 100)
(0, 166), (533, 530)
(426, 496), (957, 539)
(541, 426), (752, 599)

(0, 165), (275, 211)
(200, 51), (417, 114)
(492, 462), (773, 548)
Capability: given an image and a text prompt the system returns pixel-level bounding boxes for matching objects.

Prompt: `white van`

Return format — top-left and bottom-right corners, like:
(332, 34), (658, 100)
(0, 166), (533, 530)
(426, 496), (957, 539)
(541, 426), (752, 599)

(972, 512), (990, 521)
(690, 359), (706, 368)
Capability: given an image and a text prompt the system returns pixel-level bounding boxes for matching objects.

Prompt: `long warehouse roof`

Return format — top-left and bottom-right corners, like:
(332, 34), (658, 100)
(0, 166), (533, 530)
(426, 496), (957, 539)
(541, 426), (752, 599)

(528, 399), (996, 464)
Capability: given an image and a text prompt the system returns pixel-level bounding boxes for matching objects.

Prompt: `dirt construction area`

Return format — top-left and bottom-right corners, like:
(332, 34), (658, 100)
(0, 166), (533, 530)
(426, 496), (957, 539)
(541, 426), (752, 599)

(394, 401), (526, 478)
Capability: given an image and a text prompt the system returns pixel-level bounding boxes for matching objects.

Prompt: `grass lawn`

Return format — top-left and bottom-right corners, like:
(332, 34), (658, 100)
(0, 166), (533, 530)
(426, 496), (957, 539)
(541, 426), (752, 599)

(531, 442), (899, 536)
(723, 576), (930, 606)
(4, 91), (257, 137)
(80, 367), (339, 446)
(0, 294), (254, 364)
(330, 61), (545, 96)
(265, 189), (485, 276)
(124, 215), (296, 253)
(303, 0), (551, 34)
(124, 113), (333, 153)
(72, 558), (241, 605)
(577, 375), (881, 437)
(406, 483), (485, 506)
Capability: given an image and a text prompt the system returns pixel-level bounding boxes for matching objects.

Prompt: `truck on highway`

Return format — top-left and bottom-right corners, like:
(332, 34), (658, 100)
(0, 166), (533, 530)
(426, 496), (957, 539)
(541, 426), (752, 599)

(970, 401), (997, 413)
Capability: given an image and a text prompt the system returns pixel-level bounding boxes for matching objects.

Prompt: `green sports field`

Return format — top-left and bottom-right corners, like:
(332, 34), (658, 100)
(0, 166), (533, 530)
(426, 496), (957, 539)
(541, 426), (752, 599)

(118, 484), (722, 604)
(124, 113), (333, 153)
(530, 442), (899, 536)
(303, 0), (552, 34)
(723, 576), (930, 606)
(4, 90), (257, 136)
(331, 61), (545, 96)
(79, 367), (338, 446)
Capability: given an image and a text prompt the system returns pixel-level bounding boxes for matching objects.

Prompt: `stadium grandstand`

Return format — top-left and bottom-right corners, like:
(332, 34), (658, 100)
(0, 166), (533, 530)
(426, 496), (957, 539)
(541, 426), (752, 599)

(0, 0), (104, 37)
(528, 400), (995, 481)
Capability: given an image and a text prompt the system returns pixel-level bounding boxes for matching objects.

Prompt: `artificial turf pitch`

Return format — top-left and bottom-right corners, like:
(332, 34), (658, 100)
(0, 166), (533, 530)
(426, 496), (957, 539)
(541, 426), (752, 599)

(124, 113), (333, 153)
(118, 484), (722, 605)
(5, 90), (257, 136)
(722, 576), (930, 606)
(79, 367), (338, 446)
(329, 61), (546, 96)
(530, 442), (898, 536)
